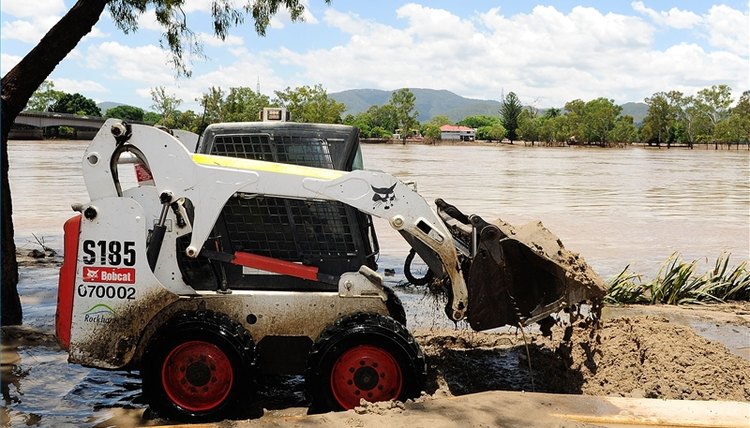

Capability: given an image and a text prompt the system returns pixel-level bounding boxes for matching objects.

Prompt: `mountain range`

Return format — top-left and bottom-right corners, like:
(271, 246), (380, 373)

(329, 88), (648, 124)
(99, 89), (648, 124)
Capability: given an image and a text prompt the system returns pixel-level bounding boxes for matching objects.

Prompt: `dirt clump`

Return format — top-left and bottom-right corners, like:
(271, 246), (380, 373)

(414, 315), (750, 402)
(492, 219), (607, 300)
(556, 316), (750, 401)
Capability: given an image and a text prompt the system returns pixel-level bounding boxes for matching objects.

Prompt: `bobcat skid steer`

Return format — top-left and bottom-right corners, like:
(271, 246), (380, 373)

(55, 114), (605, 421)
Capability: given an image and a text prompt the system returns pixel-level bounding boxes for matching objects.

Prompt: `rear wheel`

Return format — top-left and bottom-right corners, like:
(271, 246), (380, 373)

(305, 313), (425, 411)
(142, 310), (254, 421)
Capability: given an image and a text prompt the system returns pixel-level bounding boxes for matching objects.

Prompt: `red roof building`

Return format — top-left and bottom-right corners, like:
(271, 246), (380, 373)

(439, 125), (476, 141)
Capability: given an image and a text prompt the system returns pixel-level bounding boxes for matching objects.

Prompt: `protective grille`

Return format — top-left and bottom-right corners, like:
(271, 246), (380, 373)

(211, 133), (359, 264)
(212, 134), (274, 161)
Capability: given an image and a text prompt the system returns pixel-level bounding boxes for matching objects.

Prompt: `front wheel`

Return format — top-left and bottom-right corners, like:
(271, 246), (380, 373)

(142, 310), (254, 421)
(305, 313), (425, 411)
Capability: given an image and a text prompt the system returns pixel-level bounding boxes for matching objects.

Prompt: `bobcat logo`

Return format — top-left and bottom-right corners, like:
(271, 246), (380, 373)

(86, 268), (99, 280)
(371, 183), (397, 210)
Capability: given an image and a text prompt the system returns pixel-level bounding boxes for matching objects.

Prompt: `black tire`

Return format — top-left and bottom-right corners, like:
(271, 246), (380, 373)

(383, 285), (407, 326)
(305, 312), (425, 412)
(141, 310), (254, 422)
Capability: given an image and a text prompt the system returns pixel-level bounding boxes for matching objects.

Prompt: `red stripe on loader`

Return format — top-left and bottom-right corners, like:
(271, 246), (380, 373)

(232, 251), (319, 282)
(56, 214), (81, 351)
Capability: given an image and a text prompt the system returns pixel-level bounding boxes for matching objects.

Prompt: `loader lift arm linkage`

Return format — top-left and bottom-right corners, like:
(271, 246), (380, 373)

(86, 120), (470, 321)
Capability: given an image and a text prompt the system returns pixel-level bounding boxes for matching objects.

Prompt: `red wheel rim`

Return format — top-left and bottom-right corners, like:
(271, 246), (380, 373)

(161, 340), (234, 412)
(330, 345), (403, 409)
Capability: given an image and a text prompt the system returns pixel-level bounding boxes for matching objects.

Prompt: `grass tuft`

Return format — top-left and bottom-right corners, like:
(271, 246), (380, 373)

(605, 252), (750, 305)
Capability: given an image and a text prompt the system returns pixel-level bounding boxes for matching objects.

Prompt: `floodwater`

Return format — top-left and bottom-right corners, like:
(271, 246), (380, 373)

(3, 139), (749, 426)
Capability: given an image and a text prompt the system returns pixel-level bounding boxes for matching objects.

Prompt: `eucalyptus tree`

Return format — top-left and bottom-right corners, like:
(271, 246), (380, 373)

(273, 84), (345, 124)
(25, 80), (65, 112)
(198, 86), (226, 125)
(643, 92), (676, 147)
(223, 87), (272, 122)
(150, 86), (183, 128)
(581, 98), (621, 146)
(1, 0), (331, 325)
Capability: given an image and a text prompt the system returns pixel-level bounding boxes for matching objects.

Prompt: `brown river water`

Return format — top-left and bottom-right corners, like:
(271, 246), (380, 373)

(3, 139), (749, 426)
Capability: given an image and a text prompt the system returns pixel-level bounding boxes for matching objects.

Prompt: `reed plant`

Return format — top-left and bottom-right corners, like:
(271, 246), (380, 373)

(605, 252), (750, 305)
(604, 266), (646, 304)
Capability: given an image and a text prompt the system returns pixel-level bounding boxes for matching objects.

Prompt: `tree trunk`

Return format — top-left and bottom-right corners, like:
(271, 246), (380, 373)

(1, 0), (108, 325)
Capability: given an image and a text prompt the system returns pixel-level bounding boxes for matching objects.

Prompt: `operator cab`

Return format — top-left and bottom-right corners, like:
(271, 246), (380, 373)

(179, 114), (378, 292)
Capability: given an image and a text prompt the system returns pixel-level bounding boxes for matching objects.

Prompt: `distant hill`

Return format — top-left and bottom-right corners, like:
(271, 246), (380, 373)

(620, 102), (648, 125)
(330, 88), (648, 124)
(97, 101), (127, 115)
(330, 88), (502, 123)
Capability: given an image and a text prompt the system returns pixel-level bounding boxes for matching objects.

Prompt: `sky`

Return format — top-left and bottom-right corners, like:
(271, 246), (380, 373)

(1, 1), (748, 112)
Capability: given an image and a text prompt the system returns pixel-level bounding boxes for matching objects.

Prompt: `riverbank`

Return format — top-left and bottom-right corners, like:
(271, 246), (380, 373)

(362, 137), (749, 150)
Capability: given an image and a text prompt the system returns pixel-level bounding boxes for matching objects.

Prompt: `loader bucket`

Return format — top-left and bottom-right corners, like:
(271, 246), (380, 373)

(466, 218), (606, 332)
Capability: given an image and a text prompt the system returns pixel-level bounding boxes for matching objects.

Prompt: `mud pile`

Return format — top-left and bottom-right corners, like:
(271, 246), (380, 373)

(491, 219), (607, 300)
(414, 315), (750, 402)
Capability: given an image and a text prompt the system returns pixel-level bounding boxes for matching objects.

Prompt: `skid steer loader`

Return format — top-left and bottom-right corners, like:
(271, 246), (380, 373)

(55, 114), (605, 421)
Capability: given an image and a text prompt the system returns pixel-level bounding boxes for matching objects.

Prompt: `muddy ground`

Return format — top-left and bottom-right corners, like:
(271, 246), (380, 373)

(6, 304), (749, 427)
(2, 253), (749, 426)
(417, 312), (750, 402)
(104, 305), (750, 426)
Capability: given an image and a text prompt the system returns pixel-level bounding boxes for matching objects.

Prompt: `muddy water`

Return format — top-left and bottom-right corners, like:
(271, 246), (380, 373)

(4, 139), (749, 426)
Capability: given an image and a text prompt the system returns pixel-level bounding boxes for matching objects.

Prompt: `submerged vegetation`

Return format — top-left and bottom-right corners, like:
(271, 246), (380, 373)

(605, 253), (750, 305)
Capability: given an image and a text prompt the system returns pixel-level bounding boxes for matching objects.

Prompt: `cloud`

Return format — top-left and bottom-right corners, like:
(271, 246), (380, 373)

(197, 32), (244, 47)
(85, 42), (176, 84)
(705, 4), (749, 56)
(52, 78), (107, 94)
(1, 15), (62, 44)
(0, 0), (68, 44)
(1, 53), (22, 75)
(266, 3), (748, 107)
(631, 1), (702, 29)
(0, 0), (65, 17)
(127, 51), (287, 111)
(270, 0), (320, 29)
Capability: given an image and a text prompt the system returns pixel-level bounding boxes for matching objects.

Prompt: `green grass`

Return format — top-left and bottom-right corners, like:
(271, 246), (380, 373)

(605, 253), (750, 305)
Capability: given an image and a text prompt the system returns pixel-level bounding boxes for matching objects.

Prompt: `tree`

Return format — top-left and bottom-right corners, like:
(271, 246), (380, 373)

(477, 123), (506, 142)
(105, 105), (146, 122)
(458, 115), (501, 129)
(143, 111), (162, 125)
(1, 0), (330, 326)
(389, 88), (419, 143)
(562, 99), (585, 143)
(517, 109), (539, 145)
(422, 115), (451, 140)
(500, 92), (523, 143)
(608, 115), (638, 144)
(50, 93), (102, 116)
(198, 86), (225, 125)
(274, 84), (344, 123)
(696, 84), (734, 149)
(731, 91), (750, 145)
(368, 104), (399, 134)
(581, 98), (621, 146)
(643, 92), (675, 147)
(150, 86), (183, 128)
(25, 80), (65, 112)
(713, 90), (749, 149)
(223, 87), (271, 122)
